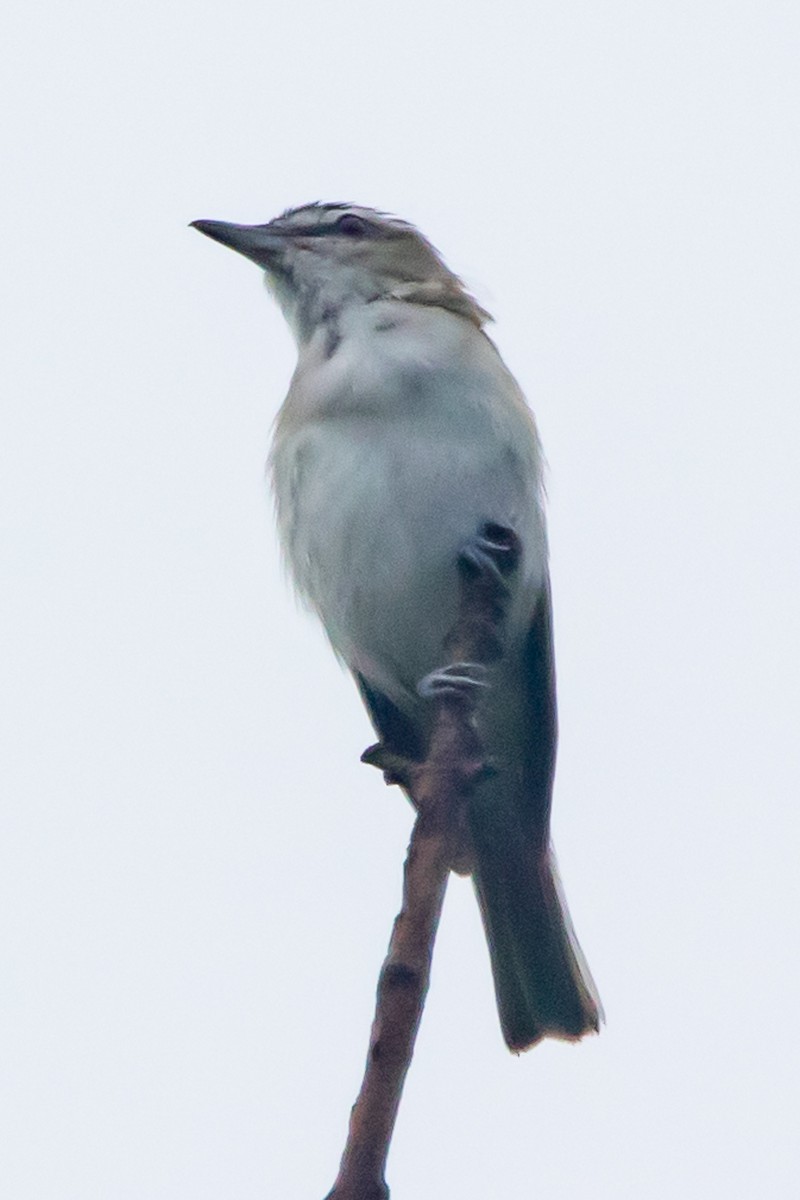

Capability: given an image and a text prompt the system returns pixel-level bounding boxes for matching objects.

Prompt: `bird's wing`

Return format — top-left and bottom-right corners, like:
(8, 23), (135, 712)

(520, 576), (558, 834)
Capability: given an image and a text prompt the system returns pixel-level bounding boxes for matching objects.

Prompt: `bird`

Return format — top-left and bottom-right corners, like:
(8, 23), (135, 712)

(191, 202), (601, 1051)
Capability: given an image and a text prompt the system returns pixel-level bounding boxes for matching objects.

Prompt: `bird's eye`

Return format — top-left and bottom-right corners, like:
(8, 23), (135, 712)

(335, 213), (368, 237)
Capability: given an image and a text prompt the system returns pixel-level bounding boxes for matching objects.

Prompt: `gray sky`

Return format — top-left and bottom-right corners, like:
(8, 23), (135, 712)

(3, 2), (799, 1197)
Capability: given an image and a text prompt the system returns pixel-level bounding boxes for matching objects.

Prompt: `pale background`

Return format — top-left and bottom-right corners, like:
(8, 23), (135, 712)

(3, 3), (799, 1197)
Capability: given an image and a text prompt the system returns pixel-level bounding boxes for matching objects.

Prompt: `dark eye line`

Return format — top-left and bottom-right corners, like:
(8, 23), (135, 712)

(271, 214), (374, 240)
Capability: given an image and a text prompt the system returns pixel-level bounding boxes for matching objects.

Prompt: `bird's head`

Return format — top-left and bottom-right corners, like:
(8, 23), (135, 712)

(191, 202), (490, 343)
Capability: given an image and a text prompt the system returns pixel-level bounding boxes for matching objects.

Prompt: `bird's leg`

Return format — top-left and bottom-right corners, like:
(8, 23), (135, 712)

(420, 521), (522, 697)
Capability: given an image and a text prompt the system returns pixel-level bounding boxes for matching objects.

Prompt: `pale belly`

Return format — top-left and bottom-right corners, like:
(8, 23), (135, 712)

(272, 409), (547, 710)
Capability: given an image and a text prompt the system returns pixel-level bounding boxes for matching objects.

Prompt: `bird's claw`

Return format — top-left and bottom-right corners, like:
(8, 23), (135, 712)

(458, 522), (521, 589)
(417, 661), (491, 702)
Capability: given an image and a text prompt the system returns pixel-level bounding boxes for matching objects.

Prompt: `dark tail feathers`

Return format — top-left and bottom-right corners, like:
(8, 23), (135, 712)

(471, 811), (601, 1051)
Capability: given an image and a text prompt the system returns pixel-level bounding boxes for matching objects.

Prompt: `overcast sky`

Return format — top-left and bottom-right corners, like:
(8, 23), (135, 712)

(3, 3), (799, 1198)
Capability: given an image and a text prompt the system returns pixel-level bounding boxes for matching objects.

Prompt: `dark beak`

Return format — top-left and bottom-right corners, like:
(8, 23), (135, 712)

(190, 219), (287, 268)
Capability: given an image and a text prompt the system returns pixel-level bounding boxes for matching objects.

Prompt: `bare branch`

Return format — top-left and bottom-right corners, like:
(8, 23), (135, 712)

(324, 527), (520, 1200)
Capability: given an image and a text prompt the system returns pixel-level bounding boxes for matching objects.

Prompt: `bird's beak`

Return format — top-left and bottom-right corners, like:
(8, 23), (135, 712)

(190, 219), (288, 268)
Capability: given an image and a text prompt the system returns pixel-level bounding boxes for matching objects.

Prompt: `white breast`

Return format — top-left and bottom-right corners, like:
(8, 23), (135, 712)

(270, 302), (547, 708)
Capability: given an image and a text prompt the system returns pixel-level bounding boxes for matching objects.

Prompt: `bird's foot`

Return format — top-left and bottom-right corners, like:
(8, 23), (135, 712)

(417, 660), (490, 702)
(458, 521), (521, 590)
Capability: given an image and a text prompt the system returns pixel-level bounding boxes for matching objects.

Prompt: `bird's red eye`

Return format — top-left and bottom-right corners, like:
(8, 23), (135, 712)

(336, 213), (368, 237)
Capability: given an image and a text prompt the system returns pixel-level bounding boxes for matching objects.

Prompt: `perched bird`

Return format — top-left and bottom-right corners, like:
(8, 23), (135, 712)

(192, 203), (600, 1050)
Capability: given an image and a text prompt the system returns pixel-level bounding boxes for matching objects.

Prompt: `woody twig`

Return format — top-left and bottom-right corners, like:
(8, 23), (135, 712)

(324, 525), (520, 1200)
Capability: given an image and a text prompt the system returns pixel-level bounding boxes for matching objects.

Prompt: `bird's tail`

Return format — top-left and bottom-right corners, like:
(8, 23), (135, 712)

(469, 798), (601, 1051)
